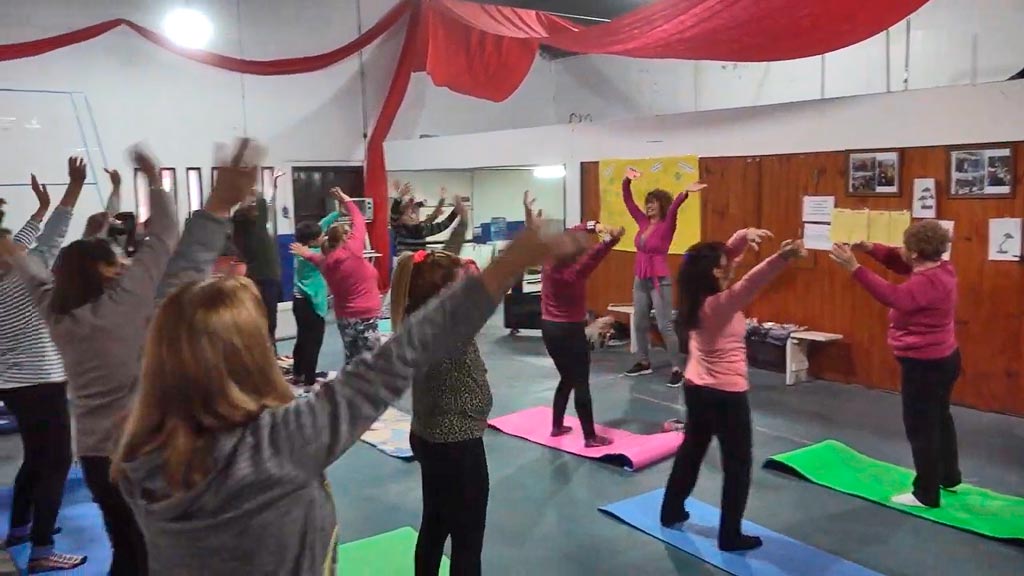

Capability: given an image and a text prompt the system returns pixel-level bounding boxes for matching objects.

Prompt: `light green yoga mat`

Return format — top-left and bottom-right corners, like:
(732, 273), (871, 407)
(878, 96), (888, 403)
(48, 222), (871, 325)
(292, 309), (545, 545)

(336, 527), (449, 575)
(764, 439), (1024, 542)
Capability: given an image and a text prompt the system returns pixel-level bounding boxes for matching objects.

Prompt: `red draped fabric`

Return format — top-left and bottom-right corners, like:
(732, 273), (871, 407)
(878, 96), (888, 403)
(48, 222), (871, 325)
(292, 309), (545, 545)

(0, 0), (932, 287)
(0, 3), (409, 75)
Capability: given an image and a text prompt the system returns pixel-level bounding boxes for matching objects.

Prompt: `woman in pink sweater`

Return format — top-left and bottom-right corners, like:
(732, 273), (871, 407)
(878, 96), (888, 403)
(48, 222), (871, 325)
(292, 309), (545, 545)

(830, 220), (960, 509)
(621, 168), (707, 386)
(660, 230), (803, 552)
(291, 189), (382, 366)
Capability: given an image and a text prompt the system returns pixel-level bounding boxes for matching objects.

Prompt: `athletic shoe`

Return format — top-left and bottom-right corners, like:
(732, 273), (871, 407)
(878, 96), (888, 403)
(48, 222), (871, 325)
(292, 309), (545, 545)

(718, 535), (763, 552)
(667, 369), (684, 388)
(624, 362), (652, 376)
(890, 492), (929, 507)
(660, 508), (690, 528)
(27, 551), (87, 573)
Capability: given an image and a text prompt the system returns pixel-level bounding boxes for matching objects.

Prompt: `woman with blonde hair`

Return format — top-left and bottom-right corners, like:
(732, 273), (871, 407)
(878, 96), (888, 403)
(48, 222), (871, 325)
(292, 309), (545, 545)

(830, 220), (961, 508)
(112, 220), (580, 575)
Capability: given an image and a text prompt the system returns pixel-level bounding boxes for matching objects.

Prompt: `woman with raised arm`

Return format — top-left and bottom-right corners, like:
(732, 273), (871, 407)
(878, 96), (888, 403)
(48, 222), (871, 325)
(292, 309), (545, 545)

(109, 221), (580, 575)
(526, 192), (623, 447)
(0, 163), (87, 572)
(4, 141), (260, 576)
(291, 187), (414, 366)
(660, 229), (802, 552)
(829, 222), (960, 508)
(621, 167), (707, 386)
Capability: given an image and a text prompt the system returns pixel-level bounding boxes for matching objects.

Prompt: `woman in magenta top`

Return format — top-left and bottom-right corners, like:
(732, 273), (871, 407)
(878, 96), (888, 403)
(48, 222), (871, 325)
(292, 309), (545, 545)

(660, 229), (802, 552)
(530, 190), (624, 448)
(621, 168), (706, 386)
(830, 220), (960, 509)
(291, 190), (381, 366)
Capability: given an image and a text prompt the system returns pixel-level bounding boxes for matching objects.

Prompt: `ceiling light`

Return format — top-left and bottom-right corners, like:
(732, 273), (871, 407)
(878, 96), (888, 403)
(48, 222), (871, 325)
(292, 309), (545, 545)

(162, 8), (214, 49)
(533, 165), (566, 179)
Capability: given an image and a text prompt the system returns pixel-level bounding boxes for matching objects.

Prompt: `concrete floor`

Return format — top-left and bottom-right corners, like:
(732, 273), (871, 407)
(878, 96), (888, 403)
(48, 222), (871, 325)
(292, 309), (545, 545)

(1, 312), (1022, 575)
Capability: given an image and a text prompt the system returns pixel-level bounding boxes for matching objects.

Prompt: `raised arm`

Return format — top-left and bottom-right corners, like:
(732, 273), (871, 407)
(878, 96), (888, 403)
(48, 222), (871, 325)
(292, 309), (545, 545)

(417, 206), (459, 238)
(342, 199), (367, 254)
(441, 197), (468, 254)
(701, 241), (803, 325)
(30, 160), (86, 266)
(621, 177), (645, 223)
(318, 210), (341, 232)
(422, 188), (446, 224)
(724, 228), (772, 262)
(861, 242), (913, 276)
(262, 224), (586, 476)
(104, 168), (122, 214)
(664, 182), (705, 236)
(851, 267), (942, 312)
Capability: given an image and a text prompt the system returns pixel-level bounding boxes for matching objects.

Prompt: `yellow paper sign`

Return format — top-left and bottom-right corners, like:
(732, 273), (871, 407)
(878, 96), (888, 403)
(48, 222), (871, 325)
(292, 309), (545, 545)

(830, 209), (869, 244)
(867, 210), (891, 244)
(598, 156), (701, 254)
(889, 211), (911, 246)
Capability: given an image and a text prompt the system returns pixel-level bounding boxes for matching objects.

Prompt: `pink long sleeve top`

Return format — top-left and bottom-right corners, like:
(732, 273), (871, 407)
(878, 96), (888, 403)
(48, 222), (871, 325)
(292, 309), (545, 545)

(541, 223), (619, 323)
(684, 231), (789, 392)
(302, 200), (381, 320)
(622, 178), (688, 279)
(852, 244), (957, 360)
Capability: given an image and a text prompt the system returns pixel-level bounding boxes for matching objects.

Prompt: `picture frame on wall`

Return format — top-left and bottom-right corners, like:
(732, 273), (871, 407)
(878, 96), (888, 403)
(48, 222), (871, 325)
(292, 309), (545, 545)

(948, 145), (1014, 199)
(847, 150), (900, 196)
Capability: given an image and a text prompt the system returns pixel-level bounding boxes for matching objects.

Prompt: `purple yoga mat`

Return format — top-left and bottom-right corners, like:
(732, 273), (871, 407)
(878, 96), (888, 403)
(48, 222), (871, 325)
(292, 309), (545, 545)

(488, 406), (683, 471)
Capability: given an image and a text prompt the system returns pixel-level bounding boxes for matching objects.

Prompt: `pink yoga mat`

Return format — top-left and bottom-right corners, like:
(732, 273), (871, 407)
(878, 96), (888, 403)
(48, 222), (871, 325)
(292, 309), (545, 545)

(488, 406), (683, 471)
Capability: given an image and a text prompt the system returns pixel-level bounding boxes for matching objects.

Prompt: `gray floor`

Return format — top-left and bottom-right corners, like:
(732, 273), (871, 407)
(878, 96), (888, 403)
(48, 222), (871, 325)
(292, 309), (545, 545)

(1, 313), (1022, 575)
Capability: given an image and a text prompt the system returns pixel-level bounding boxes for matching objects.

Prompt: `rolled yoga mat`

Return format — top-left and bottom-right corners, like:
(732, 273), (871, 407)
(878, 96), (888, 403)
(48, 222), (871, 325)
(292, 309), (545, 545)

(599, 489), (884, 576)
(336, 527), (448, 575)
(0, 466), (112, 575)
(359, 407), (414, 460)
(488, 406), (682, 471)
(764, 439), (1024, 542)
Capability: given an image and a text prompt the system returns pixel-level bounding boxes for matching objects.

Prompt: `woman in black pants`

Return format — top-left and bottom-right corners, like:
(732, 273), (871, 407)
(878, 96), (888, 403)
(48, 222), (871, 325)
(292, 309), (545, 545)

(532, 192), (623, 447)
(830, 222), (961, 507)
(0, 170), (86, 572)
(660, 230), (801, 551)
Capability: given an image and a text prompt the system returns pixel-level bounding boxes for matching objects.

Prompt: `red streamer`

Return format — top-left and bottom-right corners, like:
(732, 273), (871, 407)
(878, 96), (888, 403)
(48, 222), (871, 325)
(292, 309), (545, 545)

(0, 0), (931, 287)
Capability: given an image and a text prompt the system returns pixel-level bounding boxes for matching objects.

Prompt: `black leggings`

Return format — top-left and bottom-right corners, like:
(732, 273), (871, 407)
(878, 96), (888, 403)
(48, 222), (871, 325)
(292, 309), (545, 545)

(291, 297), (326, 386)
(254, 278), (281, 343)
(80, 456), (147, 576)
(541, 320), (596, 439)
(0, 382), (72, 549)
(898, 349), (962, 507)
(410, 434), (488, 576)
(661, 384), (752, 544)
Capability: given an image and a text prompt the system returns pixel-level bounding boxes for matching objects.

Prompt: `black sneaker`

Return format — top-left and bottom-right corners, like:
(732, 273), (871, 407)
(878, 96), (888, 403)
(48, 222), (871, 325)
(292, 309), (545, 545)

(667, 369), (684, 388)
(624, 362), (652, 377)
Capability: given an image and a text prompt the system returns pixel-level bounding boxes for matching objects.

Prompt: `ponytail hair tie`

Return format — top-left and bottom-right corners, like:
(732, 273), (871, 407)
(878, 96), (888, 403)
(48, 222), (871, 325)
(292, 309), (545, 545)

(412, 250), (428, 264)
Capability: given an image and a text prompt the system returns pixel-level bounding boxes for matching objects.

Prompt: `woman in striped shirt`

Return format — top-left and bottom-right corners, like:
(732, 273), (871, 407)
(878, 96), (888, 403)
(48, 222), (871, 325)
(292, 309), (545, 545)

(0, 162), (88, 572)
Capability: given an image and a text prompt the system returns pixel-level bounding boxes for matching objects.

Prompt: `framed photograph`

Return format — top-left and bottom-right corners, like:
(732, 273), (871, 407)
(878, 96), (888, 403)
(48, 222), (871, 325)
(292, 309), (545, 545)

(948, 146), (1014, 198)
(848, 151), (900, 196)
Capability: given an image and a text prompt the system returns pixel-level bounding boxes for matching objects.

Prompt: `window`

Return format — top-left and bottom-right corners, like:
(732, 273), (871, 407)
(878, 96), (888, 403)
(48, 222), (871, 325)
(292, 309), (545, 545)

(160, 167), (177, 208)
(134, 169), (151, 223)
(186, 167), (203, 214)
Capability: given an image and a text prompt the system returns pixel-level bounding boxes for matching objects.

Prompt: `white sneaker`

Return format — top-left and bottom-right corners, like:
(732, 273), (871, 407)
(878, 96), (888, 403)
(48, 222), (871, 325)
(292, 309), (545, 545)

(890, 492), (928, 507)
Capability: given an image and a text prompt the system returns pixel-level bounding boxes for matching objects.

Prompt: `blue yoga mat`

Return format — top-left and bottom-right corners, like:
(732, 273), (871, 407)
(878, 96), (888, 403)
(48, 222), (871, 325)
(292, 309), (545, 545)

(0, 466), (112, 575)
(599, 489), (883, 576)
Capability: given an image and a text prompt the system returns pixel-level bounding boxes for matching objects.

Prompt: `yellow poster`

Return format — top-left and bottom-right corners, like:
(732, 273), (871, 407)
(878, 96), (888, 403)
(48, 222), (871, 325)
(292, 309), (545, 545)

(889, 211), (911, 246)
(598, 156), (701, 254)
(867, 210), (891, 244)
(830, 209), (870, 244)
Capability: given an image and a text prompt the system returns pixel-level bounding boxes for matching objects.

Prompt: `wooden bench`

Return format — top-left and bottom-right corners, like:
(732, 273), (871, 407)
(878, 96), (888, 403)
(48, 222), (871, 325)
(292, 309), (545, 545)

(785, 331), (843, 385)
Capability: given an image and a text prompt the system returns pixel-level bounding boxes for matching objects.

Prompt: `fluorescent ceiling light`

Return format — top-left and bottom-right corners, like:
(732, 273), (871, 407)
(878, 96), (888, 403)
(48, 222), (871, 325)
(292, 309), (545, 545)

(533, 165), (566, 179)
(163, 8), (214, 49)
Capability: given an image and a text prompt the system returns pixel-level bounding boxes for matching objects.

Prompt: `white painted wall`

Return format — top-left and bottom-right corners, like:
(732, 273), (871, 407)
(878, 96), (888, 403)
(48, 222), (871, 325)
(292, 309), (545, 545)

(470, 169), (564, 227)
(386, 79), (1024, 226)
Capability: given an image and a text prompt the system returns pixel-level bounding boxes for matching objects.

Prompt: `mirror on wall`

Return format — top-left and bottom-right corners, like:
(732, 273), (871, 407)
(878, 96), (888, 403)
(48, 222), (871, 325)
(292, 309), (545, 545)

(387, 164), (566, 268)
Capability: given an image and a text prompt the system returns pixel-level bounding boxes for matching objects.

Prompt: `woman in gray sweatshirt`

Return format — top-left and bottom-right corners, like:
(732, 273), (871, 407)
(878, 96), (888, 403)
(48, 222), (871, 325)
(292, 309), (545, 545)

(7, 141), (259, 576)
(108, 222), (582, 575)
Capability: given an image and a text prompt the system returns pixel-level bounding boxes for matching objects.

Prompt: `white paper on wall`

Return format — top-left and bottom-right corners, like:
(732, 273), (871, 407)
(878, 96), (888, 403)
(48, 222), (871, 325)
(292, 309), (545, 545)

(802, 223), (832, 251)
(988, 218), (1022, 261)
(802, 196), (835, 223)
(912, 178), (937, 218)
(937, 220), (954, 260)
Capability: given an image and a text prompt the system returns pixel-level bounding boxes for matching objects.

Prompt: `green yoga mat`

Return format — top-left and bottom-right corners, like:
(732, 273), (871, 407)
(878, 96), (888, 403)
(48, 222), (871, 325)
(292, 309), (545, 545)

(765, 439), (1024, 542)
(336, 527), (449, 575)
